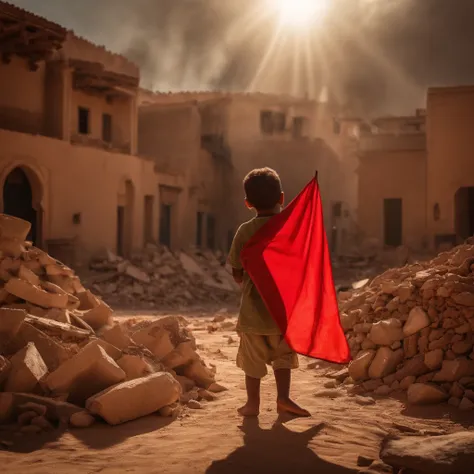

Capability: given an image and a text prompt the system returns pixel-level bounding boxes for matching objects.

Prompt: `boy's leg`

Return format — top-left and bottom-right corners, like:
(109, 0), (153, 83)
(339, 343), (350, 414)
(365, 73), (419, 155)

(274, 368), (310, 417)
(238, 376), (261, 417)
(236, 333), (268, 416)
(271, 337), (310, 417)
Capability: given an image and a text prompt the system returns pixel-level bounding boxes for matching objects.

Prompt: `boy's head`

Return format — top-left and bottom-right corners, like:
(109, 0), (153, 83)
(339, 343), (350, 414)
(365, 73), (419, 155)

(243, 167), (284, 212)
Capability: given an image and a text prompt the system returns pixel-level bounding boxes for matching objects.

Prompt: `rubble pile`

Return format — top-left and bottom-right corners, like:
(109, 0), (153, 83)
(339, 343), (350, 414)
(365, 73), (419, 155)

(87, 245), (239, 309)
(339, 240), (474, 408)
(0, 214), (226, 436)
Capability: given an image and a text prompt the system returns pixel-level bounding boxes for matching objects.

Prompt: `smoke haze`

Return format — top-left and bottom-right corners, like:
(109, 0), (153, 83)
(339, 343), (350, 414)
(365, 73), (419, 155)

(9, 0), (474, 116)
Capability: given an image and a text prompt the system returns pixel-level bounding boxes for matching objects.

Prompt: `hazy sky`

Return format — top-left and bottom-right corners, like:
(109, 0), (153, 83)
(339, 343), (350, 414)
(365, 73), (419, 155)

(10, 0), (474, 116)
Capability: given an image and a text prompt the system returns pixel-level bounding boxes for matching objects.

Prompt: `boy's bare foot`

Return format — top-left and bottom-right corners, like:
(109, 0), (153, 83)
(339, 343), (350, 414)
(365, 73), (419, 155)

(277, 398), (311, 417)
(238, 402), (260, 417)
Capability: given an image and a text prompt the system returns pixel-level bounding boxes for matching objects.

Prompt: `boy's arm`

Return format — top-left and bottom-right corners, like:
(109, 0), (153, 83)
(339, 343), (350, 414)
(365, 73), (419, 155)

(228, 226), (244, 285)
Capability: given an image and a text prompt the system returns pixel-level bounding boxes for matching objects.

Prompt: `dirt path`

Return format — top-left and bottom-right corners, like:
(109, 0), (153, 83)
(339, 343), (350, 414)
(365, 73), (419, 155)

(2, 311), (473, 474)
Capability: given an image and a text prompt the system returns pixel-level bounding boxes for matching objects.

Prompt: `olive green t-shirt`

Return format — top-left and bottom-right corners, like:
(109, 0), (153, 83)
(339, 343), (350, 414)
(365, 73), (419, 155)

(228, 216), (281, 335)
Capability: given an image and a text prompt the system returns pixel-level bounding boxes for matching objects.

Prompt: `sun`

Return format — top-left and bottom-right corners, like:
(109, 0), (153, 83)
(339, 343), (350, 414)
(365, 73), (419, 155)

(271, 0), (330, 27)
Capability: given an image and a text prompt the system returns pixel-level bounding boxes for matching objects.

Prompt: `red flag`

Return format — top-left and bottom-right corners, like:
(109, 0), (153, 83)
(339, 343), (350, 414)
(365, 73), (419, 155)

(240, 176), (351, 363)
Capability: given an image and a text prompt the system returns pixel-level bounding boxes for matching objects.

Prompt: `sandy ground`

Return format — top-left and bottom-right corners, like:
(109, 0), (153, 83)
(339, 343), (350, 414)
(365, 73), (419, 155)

(2, 310), (474, 474)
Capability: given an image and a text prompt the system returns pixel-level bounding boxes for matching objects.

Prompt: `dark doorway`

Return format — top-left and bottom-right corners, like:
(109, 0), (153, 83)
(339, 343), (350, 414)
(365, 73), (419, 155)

(384, 198), (402, 247)
(196, 212), (204, 247)
(143, 195), (154, 245)
(207, 215), (216, 250)
(455, 187), (474, 241)
(102, 113), (112, 143)
(3, 168), (37, 244)
(116, 206), (125, 256)
(159, 204), (172, 248)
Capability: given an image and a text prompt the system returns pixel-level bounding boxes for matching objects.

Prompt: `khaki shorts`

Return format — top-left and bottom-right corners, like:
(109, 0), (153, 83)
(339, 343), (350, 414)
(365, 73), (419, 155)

(237, 333), (299, 379)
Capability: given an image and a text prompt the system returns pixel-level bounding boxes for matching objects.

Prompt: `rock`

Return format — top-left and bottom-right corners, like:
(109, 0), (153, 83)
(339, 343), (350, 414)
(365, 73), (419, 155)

(81, 302), (113, 330)
(0, 308), (26, 337)
(86, 339), (122, 361)
(18, 265), (40, 286)
(183, 361), (215, 388)
(433, 359), (474, 382)
(407, 383), (448, 405)
(368, 348), (404, 379)
(450, 382), (464, 399)
(349, 350), (376, 381)
(197, 389), (216, 401)
(46, 342), (126, 405)
(70, 411), (96, 428)
(5, 343), (48, 393)
(0, 214), (31, 241)
(76, 290), (99, 311)
(187, 400), (202, 409)
(162, 341), (199, 369)
(340, 312), (356, 331)
(17, 410), (38, 426)
(452, 340), (473, 355)
(452, 292), (474, 307)
(424, 349), (444, 370)
(404, 334), (419, 358)
(5, 278), (68, 309)
(374, 385), (392, 396)
(31, 415), (54, 431)
(353, 396), (375, 406)
(117, 355), (153, 380)
(0, 355), (11, 385)
(459, 397), (474, 411)
(18, 402), (47, 417)
(403, 307), (431, 337)
(86, 372), (181, 425)
(101, 324), (134, 350)
(448, 396), (461, 407)
(132, 327), (175, 358)
(124, 264), (150, 283)
(20, 424), (42, 434)
(381, 431), (474, 474)
(369, 319), (404, 346)
(159, 405), (175, 417)
(357, 455), (374, 467)
(399, 375), (416, 390)
(208, 382), (227, 393)
(314, 389), (343, 398)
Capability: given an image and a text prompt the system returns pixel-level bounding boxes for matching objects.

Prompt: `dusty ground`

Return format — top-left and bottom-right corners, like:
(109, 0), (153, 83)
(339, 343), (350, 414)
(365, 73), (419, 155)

(2, 310), (474, 474)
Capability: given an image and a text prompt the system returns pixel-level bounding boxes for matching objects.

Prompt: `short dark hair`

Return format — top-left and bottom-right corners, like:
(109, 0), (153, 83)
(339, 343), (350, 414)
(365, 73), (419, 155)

(243, 167), (282, 210)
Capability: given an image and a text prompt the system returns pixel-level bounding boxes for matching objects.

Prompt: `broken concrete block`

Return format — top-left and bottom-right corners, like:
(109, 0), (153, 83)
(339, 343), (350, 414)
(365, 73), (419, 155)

(5, 343), (48, 393)
(162, 341), (199, 369)
(0, 214), (31, 241)
(183, 361), (215, 388)
(459, 397), (474, 411)
(12, 322), (70, 371)
(46, 343), (126, 406)
(76, 290), (99, 311)
(0, 307), (26, 337)
(18, 410), (39, 426)
(124, 264), (150, 283)
(0, 237), (25, 258)
(25, 314), (90, 342)
(187, 400), (202, 409)
(81, 302), (112, 330)
(433, 359), (474, 382)
(407, 383), (448, 405)
(86, 372), (181, 425)
(369, 319), (404, 346)
(101, 325), (134, 350)
(31, 415), (54, 431)
(452, 292), (474, 307)
(44, 308), (71, 324)
(208, 382), (227, 393)
(0, 355), (11, 385)
(132, 327), (175, 359)
(117, 355), (153, 380)
(424, 349), (444, 370)
(5, 278), (68, 309)
(86, 339), (122, 361)
(70, 411), (95, 428)
(403, 307), (431, 337)
(18, 265), (40, 286)
(349, 350), (376, 381)
(368, 347), (404, 379)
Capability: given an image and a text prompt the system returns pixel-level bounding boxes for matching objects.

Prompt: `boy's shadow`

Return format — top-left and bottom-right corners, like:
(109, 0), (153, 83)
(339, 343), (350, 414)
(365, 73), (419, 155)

(206, 416), (356, 474)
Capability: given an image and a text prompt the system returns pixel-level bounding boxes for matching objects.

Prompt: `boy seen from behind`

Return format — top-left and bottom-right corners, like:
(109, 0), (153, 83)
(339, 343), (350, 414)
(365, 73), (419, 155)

(228, 167), (310, 418)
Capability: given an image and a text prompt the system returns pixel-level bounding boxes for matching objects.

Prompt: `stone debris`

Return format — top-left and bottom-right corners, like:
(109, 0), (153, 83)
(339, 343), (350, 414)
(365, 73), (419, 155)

(87, 244), (239, 309)
(338, 241), (474, 408)
(0, 214), (226, 433)
(380, 431), (474, 474)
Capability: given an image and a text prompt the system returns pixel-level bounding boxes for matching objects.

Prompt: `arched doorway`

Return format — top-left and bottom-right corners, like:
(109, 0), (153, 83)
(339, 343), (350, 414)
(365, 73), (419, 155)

(3, 167), (39, 245)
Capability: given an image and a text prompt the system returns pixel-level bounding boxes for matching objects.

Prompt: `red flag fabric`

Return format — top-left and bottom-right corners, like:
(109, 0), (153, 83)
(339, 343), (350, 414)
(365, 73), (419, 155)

(240, 176), (351, 363)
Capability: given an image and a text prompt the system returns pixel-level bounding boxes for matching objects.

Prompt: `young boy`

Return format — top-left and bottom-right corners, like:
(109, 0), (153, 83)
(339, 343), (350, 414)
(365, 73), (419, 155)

(228, 167), (310, 418)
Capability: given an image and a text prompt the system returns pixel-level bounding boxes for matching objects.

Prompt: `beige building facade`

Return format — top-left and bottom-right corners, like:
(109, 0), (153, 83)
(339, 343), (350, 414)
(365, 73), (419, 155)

(0, 2), (359, 267)
(358, 88), (474, 252)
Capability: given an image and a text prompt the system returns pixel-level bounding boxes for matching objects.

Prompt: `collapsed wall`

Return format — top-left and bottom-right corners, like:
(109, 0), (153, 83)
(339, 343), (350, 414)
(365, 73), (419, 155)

(341, 240), (474, 409)
(0, 214), (227, 435)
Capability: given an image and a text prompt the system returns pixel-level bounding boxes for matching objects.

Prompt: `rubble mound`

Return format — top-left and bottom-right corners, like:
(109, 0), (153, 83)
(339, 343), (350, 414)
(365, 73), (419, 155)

(0, 214), (226, 435)
(87, 245), (239, 309)
(340, 240), (474, 407)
